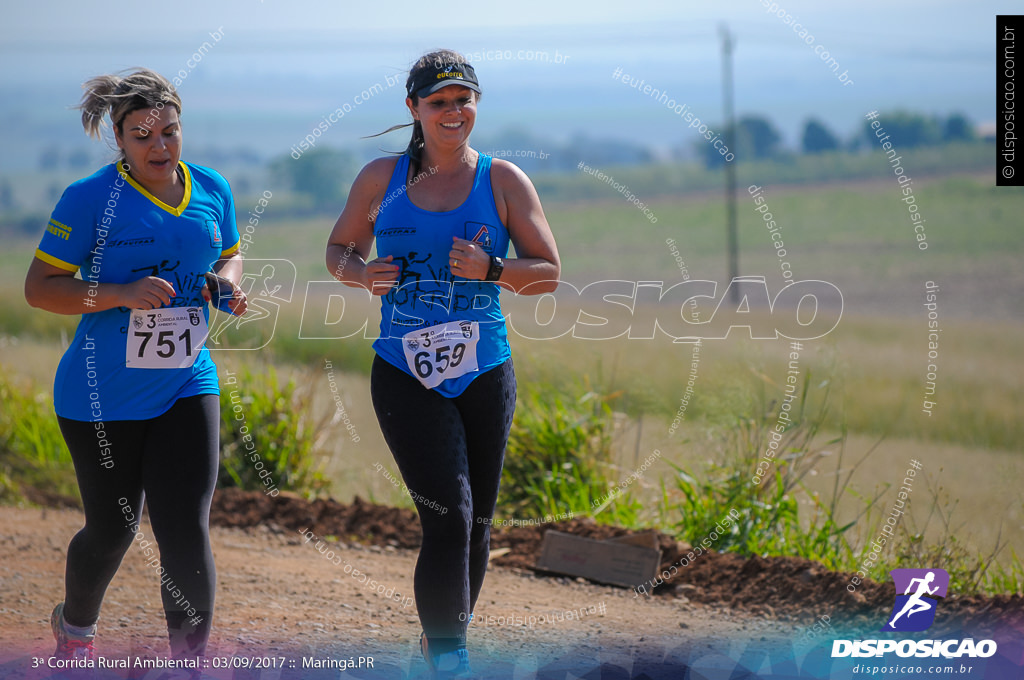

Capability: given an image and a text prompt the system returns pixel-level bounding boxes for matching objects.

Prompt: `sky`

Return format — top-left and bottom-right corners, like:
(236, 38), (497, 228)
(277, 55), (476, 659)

(0, 0), (1005, 168)
(0, 0), (999, 37)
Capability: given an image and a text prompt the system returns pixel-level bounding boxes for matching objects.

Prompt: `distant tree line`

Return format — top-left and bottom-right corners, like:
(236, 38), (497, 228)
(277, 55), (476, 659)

(33, 145), (264, 175)
(697, 111), (976, 168)
(264, 110), (981, 208)
(20, 110), (983, 216)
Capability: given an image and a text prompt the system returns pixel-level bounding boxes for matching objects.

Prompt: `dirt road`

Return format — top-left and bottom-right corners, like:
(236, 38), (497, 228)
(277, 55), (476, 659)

(3, 495), (1022, 679)
(0, 505), (792, 679)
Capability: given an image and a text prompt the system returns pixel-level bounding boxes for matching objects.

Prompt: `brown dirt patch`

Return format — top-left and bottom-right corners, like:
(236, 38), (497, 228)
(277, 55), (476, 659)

(210, 488), (1024, 635)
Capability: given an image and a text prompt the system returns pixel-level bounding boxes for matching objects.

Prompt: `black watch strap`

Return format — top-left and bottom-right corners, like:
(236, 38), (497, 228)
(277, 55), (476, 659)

(485, 256), (504, 282)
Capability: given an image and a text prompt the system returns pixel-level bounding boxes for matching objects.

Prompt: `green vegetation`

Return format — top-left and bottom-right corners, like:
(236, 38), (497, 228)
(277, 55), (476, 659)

(661, 373), (848, 561)
(658, 372), (1024, 596)
(500, 378), (642, 524)
(0, 340), (1019, 595)
(3, 171), (1021, 454)
(0, 363), (332, 504)
(1, 168), (1020, 596)
(0, 368), (75, 504)
(501, 369), (1022, 596)
(219, 364), (331, 496)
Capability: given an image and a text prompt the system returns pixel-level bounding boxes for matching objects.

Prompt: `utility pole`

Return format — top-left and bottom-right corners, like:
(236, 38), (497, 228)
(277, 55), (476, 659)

(721, 24), (739, 302)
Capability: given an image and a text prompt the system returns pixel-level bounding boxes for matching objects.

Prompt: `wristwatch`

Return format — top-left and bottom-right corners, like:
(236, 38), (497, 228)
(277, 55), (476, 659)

(485, 256), (504, 282)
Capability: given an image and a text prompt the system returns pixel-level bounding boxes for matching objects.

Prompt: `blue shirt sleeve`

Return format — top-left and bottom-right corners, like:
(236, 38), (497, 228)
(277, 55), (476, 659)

(218, 175), (240, 257)
(35, 182), (96, 274)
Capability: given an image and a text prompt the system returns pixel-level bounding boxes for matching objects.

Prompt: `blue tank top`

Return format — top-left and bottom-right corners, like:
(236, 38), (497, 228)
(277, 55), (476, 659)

(371, 153), (510, 397)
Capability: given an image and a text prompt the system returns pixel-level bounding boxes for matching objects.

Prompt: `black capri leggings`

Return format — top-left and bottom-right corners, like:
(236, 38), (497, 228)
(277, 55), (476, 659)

(57, 393), (220, 659)
(370, 355), (516, 656)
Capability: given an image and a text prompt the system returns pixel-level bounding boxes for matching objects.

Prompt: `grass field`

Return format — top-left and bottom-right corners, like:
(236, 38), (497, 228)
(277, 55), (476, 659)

(1, 169), (1021, 578)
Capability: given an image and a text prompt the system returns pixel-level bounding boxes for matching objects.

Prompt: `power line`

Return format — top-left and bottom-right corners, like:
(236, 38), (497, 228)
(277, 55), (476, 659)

(721, 23), (739, 303)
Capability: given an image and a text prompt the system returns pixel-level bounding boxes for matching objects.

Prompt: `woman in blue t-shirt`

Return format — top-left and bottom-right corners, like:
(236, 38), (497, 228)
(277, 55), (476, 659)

(24, 68), (247, 664)
(326, 49), (560, 677)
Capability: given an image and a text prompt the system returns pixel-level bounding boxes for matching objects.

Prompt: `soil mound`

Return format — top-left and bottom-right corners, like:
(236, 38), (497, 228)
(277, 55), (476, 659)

(209, 488), (1023, 634)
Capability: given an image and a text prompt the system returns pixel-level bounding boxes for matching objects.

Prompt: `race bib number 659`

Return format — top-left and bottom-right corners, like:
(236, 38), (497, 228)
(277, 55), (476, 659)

(126, 307), (209, 369)
(402, 320), (479, 390)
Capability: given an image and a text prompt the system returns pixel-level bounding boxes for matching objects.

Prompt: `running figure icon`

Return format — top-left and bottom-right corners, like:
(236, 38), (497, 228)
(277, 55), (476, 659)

(882, 568), (949, 632)
(888, 571), (939, 628)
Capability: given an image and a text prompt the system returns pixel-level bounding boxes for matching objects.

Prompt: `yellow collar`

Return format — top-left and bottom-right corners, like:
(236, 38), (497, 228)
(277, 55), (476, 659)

(117, 160), (192, 216)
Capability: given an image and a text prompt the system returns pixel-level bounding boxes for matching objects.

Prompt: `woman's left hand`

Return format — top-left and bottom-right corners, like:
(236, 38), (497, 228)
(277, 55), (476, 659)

(200, 280), (248, 316)
(448, 237), (490, 280)
(225, 287), (248, 316)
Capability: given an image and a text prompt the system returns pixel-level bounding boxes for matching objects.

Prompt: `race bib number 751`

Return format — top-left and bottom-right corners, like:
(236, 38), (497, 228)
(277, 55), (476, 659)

(126, 307), (209, 369)
(402, 320), (479, 390)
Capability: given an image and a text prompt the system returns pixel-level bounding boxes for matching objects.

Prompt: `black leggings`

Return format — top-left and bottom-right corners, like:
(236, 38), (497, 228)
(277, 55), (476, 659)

(57, 393), (219, 659)
(370, 355), (516, 655)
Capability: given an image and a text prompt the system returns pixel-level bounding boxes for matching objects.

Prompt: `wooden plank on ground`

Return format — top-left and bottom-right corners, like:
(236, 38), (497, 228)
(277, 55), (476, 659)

(535, 530), (661, 588)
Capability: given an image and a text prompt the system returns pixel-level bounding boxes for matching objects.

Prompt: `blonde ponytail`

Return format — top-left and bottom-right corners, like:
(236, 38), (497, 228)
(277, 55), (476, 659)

(75, 69), (182, 140)
(79, 75), (122, 139)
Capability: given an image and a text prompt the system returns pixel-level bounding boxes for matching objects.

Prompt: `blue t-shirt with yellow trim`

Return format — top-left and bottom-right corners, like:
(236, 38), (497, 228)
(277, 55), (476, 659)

(35, 160), (239, 421)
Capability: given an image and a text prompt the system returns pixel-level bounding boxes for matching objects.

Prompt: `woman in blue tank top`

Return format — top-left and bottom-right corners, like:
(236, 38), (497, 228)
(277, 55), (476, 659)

(326, 49), (560, 677)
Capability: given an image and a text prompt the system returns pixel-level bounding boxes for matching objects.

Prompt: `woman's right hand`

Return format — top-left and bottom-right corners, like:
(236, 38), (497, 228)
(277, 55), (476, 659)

(119, 276), (177, 309)
(362, 255), (400, 296)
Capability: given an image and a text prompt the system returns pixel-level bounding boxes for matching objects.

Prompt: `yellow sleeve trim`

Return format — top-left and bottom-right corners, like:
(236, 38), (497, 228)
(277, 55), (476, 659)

(117, 160), (192, 217)
(221, 240), (241, 257)
(35, 249), (80, 273)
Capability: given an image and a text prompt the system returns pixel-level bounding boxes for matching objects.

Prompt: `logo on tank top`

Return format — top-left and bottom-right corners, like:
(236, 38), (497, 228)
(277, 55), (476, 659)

(466, 222), (495, 252)
(377, 226), (418, 238)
